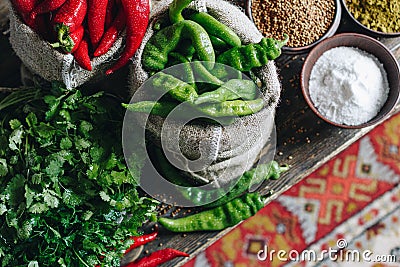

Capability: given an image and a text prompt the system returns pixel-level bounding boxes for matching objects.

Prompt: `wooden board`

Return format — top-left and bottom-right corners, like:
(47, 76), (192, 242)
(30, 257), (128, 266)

(0, 1), (399, 266)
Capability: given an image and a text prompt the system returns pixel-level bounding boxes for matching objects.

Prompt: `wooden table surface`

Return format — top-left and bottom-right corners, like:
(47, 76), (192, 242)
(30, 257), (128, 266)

(0, 0), (399, 266)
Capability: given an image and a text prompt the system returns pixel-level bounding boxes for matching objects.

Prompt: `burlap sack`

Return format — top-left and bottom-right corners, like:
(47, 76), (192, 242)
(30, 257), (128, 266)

(129, 0), (281, 184)
(8, 2), (124, 89)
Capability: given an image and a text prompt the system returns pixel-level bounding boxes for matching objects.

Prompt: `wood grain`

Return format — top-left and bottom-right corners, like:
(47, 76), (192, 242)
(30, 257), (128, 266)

(0, 0), (399, 266)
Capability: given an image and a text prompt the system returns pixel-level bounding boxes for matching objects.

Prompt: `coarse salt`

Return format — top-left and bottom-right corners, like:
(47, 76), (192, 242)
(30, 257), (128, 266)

(308, 46), (389, 126)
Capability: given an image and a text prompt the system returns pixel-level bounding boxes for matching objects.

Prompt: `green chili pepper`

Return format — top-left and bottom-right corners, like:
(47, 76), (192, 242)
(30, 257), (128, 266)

(175, 39), (196, 60)
(216, 34), (289, 72)
(152, 72), (198, 103)
(169, 0), (193, 24)
(189, 12), (241, 47)
(167, 52), (196, 87)
(192, 61), (224, 87)
(194, 79), (258, 105)
(158, 192), (265, 232)
(197, 98), (265, 117)
(209, 35), (229, 52)
(124, 98), (264, 119)
(122, 101), (178, 117)
(143, 20), (215, 72)
(210, 64), (242, 81)
(183, 161), (288, 208)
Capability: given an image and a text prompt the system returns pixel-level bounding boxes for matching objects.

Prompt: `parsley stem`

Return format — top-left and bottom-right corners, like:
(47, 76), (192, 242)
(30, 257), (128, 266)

(73, 248), (90, 267)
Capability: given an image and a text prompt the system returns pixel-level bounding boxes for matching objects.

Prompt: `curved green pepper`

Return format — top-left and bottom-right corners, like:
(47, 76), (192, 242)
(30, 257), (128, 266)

(167, 52), (196, 87)
(158, 192), (265, 232)
(152, 72), (198, 103)
(189, 12), (241, 47)
(194, 79), (258, 105)
(192, 61), (224, 86)
(184, 161), (288, 208)
(216, 34), (289, 72)
(209, 35), (229, 52)
(197, 98), (265, 117)
(143, 20), (215, 72)
(169, 0), (193, 24)
(122, 101), (178, 117)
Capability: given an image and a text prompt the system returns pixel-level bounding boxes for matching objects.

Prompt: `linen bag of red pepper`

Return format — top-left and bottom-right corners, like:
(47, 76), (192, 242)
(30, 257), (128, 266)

(10, 0), (149, 74)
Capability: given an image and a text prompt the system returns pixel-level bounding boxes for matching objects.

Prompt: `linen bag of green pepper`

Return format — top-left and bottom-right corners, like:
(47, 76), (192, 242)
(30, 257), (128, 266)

(126, 0), (288, 185)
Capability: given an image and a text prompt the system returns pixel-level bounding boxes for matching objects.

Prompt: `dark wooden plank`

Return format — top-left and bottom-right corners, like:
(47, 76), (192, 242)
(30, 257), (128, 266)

(0, 1), (399, 266)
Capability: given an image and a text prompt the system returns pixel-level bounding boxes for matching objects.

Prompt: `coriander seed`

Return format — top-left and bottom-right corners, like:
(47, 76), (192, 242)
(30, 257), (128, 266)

(251, 0), (336, 47)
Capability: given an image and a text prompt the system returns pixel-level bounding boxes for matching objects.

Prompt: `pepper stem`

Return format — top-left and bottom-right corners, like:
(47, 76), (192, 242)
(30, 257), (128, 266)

(277, 34), (289, 48)
(51, 24), (74, 53)
(279, 164), (290, 174)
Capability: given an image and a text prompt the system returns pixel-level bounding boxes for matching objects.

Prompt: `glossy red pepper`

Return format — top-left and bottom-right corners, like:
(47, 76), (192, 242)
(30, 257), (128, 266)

(94, 7), (126, 57)
(30, 0), (67, 19)
(73, 37), (92, 71)
(11, 0), (39, 28)
(52, 0), (87, 36)
(105, 0), (116, 28)
(88, 0), (109, 48)
(105, 0), (149, 75)
(124, 229), (158, 255)
(69, 26), (85, 53)
(124, 248), (189, 267)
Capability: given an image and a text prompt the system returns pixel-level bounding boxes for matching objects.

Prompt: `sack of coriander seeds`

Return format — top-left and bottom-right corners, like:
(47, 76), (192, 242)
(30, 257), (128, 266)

(129, 0), (283, 185)
(8, 2), (124, 89)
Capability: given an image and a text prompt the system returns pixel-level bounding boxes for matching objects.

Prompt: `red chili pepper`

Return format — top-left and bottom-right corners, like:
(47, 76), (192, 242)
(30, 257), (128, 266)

(69, 26), (85, 53)
(51, 25), (84, 53)
(73, 37), (92, 71)
(105, 0), (116, 29)
(124, 229), (158, 255)
(123, 248), (189, 267)
(105, 0), (150, 75)
(93, 7), (126, 57)
(11, 0), (39, 28)
(30, 0), (67, 20)
(88, 0), (109, 48)
(52, 0), (87, 44)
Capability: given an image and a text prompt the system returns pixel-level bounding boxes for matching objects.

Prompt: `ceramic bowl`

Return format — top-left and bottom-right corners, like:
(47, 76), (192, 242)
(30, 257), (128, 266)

(300, 33), (400, 129)
(246, 0), (342, 54)
(341, 0), (400, 38)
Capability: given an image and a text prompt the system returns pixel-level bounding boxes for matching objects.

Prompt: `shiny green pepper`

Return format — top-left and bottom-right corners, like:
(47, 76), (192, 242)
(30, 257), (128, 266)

(183, 161), (288, 208)
(216, 34), (289, 72)
(198, 98), (265, 117)
(189, 12), (241, 47)
(194, 79), (258, 105)
(143, 20), (215, 72)
(167, 52), (196, 87)
(122, 101), (177, 117)
(152, 72), (198, 103)
(158, 192), (266, 232)
(209, 35), (228, 52)
(169, 0), (193, 24)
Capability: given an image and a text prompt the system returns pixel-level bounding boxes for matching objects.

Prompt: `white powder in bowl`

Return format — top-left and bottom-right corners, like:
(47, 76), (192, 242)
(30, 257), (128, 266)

(308, 46), (390, 126)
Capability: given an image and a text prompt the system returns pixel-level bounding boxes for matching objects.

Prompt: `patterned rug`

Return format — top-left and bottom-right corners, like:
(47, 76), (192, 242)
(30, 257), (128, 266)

(184, 112), (400, 267)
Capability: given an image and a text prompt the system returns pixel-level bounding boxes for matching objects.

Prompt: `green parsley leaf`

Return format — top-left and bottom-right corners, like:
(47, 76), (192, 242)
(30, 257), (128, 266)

(8, 127), (23, 151)
(60, 137), (72, 150)
(0, 159), (8, 177)
(9, 119), (21, 130)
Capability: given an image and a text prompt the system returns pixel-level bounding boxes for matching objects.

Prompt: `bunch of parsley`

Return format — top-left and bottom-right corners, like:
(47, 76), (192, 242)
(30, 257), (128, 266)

(0, 84), (157, 267)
